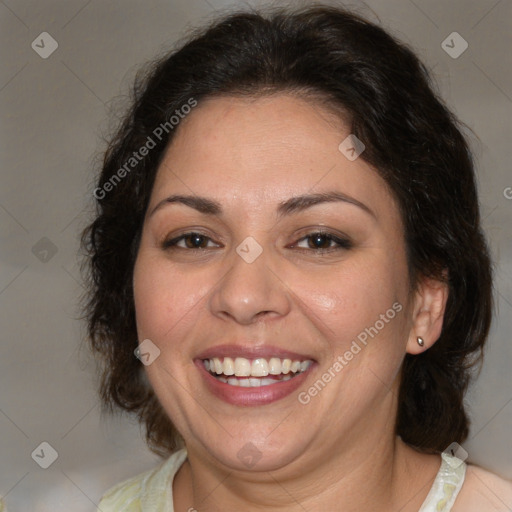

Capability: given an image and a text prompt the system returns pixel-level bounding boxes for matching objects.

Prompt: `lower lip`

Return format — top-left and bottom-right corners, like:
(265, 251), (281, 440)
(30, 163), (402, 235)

(195, 360), (314, 406)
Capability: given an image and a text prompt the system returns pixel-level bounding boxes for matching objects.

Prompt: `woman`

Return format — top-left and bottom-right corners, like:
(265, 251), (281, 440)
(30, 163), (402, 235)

(81, 4), (512, 511)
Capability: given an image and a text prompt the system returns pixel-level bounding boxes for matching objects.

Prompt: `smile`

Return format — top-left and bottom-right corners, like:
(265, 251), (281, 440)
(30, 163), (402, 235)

(202, 357), (313, 387)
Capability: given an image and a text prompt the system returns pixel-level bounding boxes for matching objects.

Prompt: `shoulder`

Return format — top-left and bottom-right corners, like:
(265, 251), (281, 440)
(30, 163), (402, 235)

(453, 463), (512, 511)
(97, 470), (146, 511)
(96, 448), (188, 512)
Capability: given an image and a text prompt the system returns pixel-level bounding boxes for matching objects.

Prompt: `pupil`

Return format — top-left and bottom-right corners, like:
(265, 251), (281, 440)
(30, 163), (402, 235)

(187, 234), (204, 248)
(311, 234), (328, 248)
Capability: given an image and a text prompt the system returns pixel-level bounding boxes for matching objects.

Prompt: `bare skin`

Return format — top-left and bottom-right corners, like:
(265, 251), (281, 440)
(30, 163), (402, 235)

(132, 93), (512, 511)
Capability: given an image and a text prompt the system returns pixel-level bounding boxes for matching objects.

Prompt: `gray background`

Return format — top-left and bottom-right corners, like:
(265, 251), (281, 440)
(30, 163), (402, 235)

(0, 0), (511, 510)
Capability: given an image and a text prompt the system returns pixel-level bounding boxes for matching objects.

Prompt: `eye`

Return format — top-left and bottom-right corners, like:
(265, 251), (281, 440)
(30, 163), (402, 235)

(161, 230), (351, 252)
(292, 231), (352, 251)
(162, 232), (220, 250)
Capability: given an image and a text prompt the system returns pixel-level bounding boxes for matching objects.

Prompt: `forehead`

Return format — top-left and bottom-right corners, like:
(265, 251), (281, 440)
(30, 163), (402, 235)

(150, 93), (400, 224)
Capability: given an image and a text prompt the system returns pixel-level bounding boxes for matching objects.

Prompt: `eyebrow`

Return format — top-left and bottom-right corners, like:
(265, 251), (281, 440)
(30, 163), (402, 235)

(149, 191), (376, 219)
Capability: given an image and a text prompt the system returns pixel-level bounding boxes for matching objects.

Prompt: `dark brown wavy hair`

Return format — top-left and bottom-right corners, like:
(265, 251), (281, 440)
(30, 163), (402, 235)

(81, 3), (493, 457)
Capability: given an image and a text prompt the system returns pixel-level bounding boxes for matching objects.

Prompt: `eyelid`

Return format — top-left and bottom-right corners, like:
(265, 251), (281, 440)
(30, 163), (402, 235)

(290, 230), (353, 251)
(161, 230), (223, 249)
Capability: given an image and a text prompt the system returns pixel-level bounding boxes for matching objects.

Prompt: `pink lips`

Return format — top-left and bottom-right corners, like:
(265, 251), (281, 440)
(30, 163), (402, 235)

(195, 344), (316, 407)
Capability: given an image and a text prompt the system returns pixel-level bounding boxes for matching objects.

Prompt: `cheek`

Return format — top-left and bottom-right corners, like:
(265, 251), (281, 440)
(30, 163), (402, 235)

(132, 253), (204, 343)
(315, 265), (393, 317)
(294, 252), (409, 353)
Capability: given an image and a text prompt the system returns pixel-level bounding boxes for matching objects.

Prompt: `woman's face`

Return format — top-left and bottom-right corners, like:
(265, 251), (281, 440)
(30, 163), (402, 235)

(133, 93), (419, 472)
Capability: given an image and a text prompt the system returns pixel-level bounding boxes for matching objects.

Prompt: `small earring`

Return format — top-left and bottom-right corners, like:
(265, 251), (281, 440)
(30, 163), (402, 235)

(416, 336), (425, 347)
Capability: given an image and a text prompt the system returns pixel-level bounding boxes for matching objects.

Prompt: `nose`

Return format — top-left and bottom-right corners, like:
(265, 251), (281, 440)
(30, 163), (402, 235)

(208, 243), (292, 325)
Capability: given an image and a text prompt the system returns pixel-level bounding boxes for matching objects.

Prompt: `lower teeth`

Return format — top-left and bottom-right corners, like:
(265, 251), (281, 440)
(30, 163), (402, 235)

(213, 374), (295, 387)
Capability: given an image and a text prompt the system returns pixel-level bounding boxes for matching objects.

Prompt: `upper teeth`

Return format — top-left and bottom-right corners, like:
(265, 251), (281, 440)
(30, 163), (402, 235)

(203, 357), (312, 377)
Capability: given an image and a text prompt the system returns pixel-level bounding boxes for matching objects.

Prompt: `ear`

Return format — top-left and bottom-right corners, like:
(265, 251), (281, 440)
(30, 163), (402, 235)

(406, 272), (449, 355)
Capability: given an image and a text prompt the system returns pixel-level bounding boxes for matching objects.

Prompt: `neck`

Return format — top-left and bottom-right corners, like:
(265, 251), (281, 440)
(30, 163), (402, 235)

(173, 391), (438, 511)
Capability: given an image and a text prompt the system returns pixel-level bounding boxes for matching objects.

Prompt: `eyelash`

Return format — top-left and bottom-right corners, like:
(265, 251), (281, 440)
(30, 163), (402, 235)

(162, 231), (352, 253)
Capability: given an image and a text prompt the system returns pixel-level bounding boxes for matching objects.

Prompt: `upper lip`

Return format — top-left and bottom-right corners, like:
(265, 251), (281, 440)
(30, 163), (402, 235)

(196, 344), (316, 361)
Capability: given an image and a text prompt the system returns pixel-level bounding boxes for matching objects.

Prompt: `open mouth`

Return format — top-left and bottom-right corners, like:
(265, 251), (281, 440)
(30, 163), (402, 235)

(202, 356), (313, 387)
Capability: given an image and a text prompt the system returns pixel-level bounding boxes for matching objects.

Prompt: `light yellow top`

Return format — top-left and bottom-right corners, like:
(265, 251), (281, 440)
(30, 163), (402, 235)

(96, 449), (466, 511)
(97, 449), (188, 511)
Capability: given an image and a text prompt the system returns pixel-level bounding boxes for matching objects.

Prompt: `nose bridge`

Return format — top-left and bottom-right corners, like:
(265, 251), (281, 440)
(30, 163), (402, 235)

(208, 237), (290, 324)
